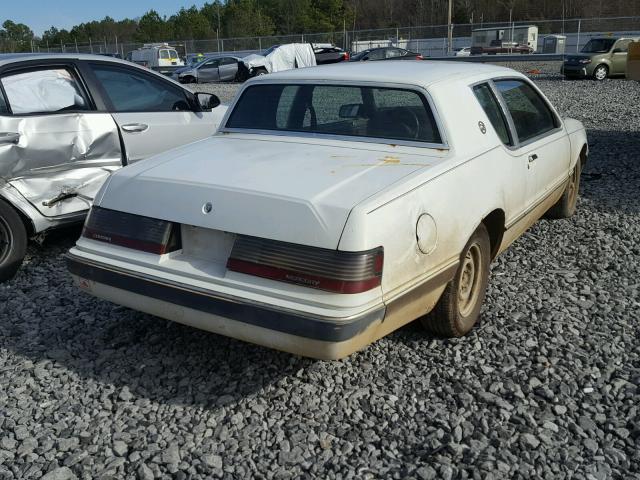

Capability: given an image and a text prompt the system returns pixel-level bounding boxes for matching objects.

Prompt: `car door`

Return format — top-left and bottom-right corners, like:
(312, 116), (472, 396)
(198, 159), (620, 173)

(0, 63), (122, 218)
(218, 58), (238, 81)
(472, 82), (527, 222)
(86, 61), (219, 163)
(493, 79), (570, 209)
(611, 39), (631, 75)
(197, 59), (221, 83)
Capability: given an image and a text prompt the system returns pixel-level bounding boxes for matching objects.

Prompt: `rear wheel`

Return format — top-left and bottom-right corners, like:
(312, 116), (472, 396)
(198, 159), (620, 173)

(593, 64), (608, 81)
(546, 161), (581, 219)
(0, 200), (27, 283)
(421, 224), (491, 337)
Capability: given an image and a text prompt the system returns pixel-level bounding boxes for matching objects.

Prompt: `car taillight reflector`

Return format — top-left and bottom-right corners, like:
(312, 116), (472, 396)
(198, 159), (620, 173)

(82, 206), (181, 255)
(344, 52), (350, 61)
(227, 236), (383, 294)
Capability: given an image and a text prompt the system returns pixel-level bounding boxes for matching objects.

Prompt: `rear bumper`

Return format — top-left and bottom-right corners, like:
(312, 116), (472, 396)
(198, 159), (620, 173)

(66, 253), (387, 359)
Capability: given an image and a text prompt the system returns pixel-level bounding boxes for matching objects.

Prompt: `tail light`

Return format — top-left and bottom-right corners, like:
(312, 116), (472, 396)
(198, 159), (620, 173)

(416, 55), (424, 60)
(227, 235), (383, 294)
(82, 206), (181, 255)
(343, 52), (350, 61)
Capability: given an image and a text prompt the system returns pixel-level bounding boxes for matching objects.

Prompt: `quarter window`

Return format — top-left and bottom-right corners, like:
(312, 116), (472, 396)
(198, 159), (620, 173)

(0, 68), (89, 115)
(472, 83), (511, 145)
(90, 64), (191, 112)
(494, 79), (557, 143)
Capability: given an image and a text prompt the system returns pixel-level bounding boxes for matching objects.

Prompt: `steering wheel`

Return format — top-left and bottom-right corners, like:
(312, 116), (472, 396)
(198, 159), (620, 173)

(391, 107), (421, 139)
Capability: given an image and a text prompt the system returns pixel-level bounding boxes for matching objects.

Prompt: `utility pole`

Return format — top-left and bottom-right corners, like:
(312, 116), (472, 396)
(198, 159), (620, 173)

(447, 0), (453, 55)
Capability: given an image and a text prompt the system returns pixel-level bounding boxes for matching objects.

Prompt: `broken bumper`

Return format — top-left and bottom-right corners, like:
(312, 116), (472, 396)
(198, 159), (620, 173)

(66, 253), (387, 360)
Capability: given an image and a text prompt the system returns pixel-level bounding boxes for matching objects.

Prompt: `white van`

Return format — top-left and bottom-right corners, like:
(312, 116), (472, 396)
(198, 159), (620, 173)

(127, 43), (184, 69)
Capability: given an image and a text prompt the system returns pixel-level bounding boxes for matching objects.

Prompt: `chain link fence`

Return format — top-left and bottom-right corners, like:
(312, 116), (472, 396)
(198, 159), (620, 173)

(30, 15), (640, 58)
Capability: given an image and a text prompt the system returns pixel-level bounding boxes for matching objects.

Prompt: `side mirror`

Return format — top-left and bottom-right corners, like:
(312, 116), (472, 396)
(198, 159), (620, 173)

(195, 92), (221, 110)
(612, 48), (624, 54)
(339, 103), (363, 119)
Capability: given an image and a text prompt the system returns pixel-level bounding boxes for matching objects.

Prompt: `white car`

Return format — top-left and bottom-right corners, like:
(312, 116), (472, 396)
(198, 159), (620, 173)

(0, 53), (227, 281)
(67, 62), (588, 360)
(455, 47), (472, 57)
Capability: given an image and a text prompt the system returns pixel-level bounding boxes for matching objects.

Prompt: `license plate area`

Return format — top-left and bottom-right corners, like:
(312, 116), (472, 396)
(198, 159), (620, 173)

(180, 225), (236, 264)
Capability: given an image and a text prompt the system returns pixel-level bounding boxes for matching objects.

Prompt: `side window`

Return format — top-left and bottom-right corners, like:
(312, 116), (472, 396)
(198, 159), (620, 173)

(0, 68), (89, 115)
(221, 58), (237, 66)
(494, 79), (557, 144)
(615, 40), (631, 53)
(201, 60), (220, 69)
(368, 50), (386, 60)
(472, 83), (512, 145)
(386, 48), (403, 58)
(90, 64), (191, 112)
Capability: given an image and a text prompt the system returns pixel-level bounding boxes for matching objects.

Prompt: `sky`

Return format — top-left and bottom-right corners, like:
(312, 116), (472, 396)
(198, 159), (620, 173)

(3, 0), (210, 35)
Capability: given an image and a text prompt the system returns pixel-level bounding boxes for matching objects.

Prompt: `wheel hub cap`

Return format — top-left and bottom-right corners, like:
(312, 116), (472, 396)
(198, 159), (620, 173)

(458, 244), (482, 317)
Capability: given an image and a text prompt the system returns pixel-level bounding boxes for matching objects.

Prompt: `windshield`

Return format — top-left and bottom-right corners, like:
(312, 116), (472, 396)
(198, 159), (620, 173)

(160, 49), (179, 59)
(350, 50), (369, 61)
(226, 83), (442, 144)
(581, 39), (616, 53)
(262, 45), (279, 56)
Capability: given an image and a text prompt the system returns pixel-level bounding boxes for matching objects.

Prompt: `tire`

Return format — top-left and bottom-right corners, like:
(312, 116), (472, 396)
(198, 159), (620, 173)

(0, 199), (28, 283)
(546, 161), (581, 219)
(421, 223), (491, 337)
(593, 64), (608, 81)
(254, 68), (268, 76)
(181, 76), (195, 84)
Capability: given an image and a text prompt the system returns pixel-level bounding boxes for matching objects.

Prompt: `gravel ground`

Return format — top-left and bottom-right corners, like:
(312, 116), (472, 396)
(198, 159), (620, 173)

(1, 71), (639, 480)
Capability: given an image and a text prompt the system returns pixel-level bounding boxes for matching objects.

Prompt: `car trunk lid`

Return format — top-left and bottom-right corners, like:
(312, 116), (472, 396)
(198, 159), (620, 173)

(98, 134), (446, 249)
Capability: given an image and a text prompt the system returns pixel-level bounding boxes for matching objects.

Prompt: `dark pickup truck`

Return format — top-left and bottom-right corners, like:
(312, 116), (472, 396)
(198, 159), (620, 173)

(471, 40), (534, 55)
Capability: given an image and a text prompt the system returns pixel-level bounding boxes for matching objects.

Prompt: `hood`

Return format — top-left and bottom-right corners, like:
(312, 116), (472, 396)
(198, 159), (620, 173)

(98, 135), (445, 249)
(243, 54), (267, 69)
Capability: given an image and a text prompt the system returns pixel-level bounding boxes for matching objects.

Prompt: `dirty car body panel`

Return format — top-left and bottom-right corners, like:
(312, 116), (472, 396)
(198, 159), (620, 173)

(0, 54), (226, 233)
(68, 62), (588, 359)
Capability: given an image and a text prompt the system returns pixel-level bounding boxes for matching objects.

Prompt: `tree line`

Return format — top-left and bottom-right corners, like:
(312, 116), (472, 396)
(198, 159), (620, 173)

(2, 0), (639, 52)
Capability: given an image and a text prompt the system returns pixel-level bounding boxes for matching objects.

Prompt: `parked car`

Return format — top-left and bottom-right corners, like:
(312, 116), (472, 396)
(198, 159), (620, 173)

(173, 56), (245, 83)
(243, 43), (316, 77)
(455, 47), (472, 57)
(0, 53), (227, 281)
(67, 61), (587, 360)
(471, 41), (533, 55)
(562, 37), (640, 80)
(313, 44), (349, 64)
(349, 47), (423, 61)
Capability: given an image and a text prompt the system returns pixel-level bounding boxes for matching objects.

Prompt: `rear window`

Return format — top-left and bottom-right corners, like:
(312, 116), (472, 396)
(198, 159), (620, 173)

(226, 84), (442, 144)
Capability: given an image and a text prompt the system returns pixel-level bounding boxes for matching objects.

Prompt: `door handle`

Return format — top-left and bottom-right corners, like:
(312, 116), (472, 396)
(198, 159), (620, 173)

(0, 132), (20, 144)
(528, 154), (538, 163)
(121, 123), (149, 133)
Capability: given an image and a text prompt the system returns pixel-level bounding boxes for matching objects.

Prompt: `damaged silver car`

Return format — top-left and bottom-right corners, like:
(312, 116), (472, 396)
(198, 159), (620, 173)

(0, 54), (227, 281)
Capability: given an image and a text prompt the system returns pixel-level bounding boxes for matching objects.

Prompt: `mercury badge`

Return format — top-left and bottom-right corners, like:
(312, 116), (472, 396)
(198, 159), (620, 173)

(202, 202), (213, 214)
(478, 121), (487, 134)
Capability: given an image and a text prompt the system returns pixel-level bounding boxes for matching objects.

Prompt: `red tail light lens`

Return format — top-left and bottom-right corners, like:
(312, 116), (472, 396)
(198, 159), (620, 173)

(227, 236), (383, 294)
(344, 52), (350, 61)
(82, 206), (181, 254)
(416, 55), (424, 60)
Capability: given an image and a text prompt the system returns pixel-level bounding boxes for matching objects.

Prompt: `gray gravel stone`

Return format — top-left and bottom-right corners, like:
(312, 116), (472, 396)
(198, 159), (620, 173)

(0, 63), (638, 479)
(41, 467), (77, 480)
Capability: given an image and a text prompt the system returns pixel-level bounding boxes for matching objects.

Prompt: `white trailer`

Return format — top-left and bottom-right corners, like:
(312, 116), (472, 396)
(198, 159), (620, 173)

(471, 25), (538, 52)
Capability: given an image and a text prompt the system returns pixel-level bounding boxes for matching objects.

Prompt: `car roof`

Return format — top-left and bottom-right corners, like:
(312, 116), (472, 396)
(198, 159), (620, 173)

(260, 61), (518, 88)
(0, 52), (135, 68)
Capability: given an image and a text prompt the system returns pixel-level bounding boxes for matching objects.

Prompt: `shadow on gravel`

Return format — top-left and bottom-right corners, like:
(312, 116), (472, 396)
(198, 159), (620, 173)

(1, 228), (309, 408)
(579, 129), (640, 214)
